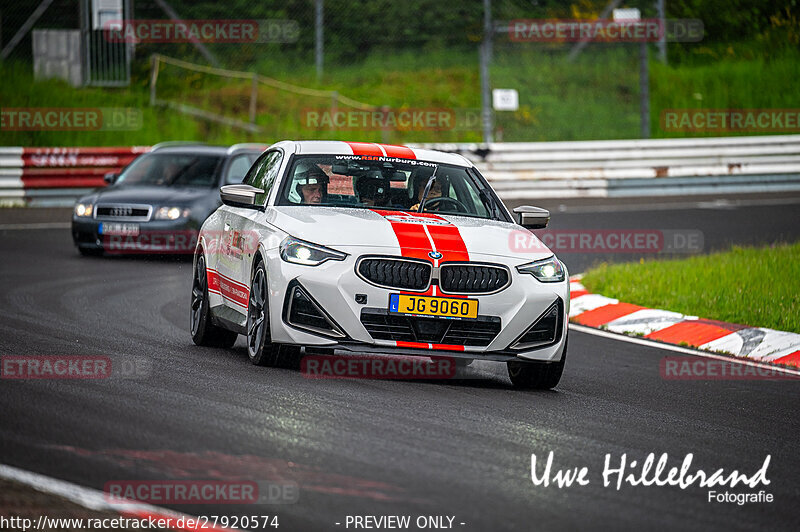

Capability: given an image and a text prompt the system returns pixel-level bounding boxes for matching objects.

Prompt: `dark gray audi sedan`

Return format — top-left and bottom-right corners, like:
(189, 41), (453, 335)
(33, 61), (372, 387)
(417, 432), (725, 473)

(71, 143), (265, 255)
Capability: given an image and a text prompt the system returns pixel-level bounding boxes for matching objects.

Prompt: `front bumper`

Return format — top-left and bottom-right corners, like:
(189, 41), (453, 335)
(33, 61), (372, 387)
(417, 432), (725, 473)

(72, 217), (199, 254)
(264, 247), (569, 362)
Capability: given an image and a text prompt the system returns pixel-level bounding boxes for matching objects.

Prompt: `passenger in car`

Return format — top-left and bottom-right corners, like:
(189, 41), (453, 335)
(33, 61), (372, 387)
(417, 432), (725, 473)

(355, 172), (390, 207)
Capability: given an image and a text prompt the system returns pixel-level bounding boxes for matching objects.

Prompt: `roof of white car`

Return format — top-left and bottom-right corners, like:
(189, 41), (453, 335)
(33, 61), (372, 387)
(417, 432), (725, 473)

(278, 140), (473, 167)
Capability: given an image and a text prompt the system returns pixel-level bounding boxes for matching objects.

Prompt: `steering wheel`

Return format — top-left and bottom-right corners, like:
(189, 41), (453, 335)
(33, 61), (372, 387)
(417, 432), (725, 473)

(422, 196), (469, 213)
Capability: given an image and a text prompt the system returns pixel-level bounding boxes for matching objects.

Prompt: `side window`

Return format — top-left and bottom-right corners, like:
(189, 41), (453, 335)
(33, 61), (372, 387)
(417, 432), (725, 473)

(224, 154), (253, 184)
(462, 182), (489, 217)
(244, 151), (283, 205)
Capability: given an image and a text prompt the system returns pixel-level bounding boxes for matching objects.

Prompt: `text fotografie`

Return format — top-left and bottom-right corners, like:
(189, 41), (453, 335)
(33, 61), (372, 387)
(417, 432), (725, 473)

(530, 451), (771, 490)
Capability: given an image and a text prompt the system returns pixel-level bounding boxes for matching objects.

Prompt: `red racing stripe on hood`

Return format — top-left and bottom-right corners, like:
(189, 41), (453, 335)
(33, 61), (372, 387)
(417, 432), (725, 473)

(412, 212), (470, 262)
(370, 209), (431, 262)
(371, 209), (437, 296)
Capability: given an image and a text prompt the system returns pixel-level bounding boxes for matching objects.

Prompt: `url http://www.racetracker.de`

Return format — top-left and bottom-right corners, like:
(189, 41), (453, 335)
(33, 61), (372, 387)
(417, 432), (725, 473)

(0, 514), (281, 531)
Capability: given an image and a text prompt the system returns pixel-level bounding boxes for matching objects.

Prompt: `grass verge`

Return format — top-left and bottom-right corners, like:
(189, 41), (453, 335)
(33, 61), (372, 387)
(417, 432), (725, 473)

(580, 243), (800, 334)
(2, 45), (799, 146)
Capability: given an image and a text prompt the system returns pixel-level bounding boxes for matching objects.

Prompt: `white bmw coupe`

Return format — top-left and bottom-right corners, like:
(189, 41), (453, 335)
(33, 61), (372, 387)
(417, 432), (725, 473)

(191, 141), (569, 389)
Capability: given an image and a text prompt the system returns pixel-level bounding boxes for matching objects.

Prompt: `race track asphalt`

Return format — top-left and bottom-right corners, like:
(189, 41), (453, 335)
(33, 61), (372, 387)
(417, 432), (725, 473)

(1, 193), (798, 531)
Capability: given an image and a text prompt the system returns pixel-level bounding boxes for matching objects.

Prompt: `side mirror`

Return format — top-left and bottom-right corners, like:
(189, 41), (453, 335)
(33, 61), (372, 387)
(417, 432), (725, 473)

(513, 206), (550, 229)
(103, 172), (119, 185)
(220, 184), (265, 209)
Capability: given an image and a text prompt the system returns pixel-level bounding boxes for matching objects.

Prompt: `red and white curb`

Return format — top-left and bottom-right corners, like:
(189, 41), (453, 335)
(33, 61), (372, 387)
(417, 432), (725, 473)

(0, 463), (238, 532)
(569, 275), (800, 368)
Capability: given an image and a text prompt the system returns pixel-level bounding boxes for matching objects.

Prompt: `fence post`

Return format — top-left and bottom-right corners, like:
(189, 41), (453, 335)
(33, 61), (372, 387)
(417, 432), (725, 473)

(480, 0), (494, 143)
(315, 0), (324, 80)
(149, 55), (160, 106)
(640, 42), (650, 138)
(250, 73), (258, 125)
(656, 0), (667, 64)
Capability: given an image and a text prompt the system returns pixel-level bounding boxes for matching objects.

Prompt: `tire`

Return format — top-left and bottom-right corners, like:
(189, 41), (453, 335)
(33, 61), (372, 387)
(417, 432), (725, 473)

(507, 336), (568, 390)
(191, 253), (238, 348)
(246, 261), (298, 367)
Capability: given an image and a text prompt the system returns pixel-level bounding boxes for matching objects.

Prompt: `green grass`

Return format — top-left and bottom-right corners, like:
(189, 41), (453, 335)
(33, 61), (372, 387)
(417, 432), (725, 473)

(651, 54), (800, 137)
(0, 62), (215, 146)
(2, 44), (799, 146)
(581, 243), (800, 334)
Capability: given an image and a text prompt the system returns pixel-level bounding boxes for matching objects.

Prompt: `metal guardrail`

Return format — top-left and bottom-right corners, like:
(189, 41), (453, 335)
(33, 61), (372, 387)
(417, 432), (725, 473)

(2, 135), (800, 206)
(412, 134), (800, 198)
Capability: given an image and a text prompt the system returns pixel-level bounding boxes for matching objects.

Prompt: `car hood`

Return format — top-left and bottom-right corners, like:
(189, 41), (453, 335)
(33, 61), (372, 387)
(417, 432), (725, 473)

(91, 185), (214, 205)
(267, 206), (553, 261)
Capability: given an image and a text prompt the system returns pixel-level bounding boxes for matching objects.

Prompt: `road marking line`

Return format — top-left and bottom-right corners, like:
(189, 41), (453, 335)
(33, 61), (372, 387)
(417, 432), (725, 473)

(552, 196), (800, 214)
(0, 222), (71, 230)
(0, 463), (239, 531)
(569, 323), (800, 377)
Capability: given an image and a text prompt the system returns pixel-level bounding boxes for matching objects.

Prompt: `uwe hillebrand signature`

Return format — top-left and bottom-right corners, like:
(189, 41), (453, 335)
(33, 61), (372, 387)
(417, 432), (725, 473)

(531, 452), (770, 490)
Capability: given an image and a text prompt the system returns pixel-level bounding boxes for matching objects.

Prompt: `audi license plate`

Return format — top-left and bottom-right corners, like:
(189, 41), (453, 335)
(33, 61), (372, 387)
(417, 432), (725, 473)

(99, 223), (140, 236)
(389, 294), (478, 319)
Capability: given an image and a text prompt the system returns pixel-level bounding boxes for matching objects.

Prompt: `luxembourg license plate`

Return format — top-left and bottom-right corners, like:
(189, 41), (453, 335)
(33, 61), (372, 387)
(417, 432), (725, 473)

(99, 223), (140, 236)
(389, 294), (478, 319)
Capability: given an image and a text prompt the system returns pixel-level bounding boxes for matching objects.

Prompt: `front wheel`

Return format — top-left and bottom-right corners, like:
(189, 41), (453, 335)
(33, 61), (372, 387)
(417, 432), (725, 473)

(507, 336), (567, 390)
(191, 253), (238, 348)
(246, 262), (298, 367)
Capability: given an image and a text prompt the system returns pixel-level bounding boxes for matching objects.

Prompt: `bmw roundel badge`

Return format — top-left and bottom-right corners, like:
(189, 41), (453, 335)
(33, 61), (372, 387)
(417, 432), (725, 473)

(428, 251), (443, 260)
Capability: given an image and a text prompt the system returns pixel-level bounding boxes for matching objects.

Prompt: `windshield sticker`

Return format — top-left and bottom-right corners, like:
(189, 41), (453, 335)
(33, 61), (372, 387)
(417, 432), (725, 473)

(382, 214), (451, 226)
(334, 154), (437, 167)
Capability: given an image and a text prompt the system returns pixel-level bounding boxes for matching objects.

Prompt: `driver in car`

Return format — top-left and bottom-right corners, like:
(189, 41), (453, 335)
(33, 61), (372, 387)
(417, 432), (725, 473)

(409, 177), (443, 211)
(296, 165), (329, 204)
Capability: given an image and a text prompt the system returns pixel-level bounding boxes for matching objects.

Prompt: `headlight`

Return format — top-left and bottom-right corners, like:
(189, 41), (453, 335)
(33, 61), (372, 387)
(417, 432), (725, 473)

(155, 206), (190, 220)
(517, 256), (565, 283)
(74, 203), (93, 217)
(280, 237), (347, 266)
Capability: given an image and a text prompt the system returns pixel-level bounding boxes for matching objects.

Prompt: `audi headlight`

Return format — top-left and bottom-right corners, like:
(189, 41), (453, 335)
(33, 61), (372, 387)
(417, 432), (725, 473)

(74, 203), (93, 217)
(517, 256), (565, 283)
(280, 237), (347, 266)
(155, 206), (190, 220)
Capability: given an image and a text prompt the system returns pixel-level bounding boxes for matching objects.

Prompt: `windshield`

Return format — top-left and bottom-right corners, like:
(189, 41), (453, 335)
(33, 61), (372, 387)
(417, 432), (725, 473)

(116, 153), (224, 188)
(276, 155), (504, 220)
